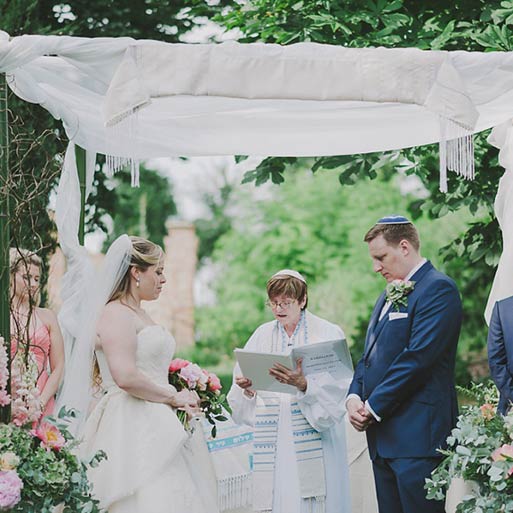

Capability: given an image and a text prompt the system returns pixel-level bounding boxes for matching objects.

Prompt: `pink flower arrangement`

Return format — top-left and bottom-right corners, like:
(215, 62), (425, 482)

(208, 372), (222, 392)
(31, 422), (66, 451)
(168, 358), (227, 437)
(0, 469), (23, 510)
(480, 403), (495, 421)
(0, 338), (10, 407)
(169, 358), (190, 373)
(10, 351), (41, 426)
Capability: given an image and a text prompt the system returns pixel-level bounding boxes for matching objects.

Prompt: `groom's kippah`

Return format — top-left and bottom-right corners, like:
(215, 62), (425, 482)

(376, 215), (411, 225)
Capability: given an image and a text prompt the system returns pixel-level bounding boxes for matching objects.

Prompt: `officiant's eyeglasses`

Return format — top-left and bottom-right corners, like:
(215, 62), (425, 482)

(266, 299), (296, 310)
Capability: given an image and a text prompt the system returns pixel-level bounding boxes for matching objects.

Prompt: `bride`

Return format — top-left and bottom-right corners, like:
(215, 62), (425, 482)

(58, 235), (216, 513)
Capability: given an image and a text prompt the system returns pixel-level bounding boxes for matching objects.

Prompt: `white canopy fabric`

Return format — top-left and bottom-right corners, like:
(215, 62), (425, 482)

(1, 31), (513, 322)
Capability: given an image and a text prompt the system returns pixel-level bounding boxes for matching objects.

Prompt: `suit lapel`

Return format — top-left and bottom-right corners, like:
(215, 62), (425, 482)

(363, 260), (434, 360)
(364, 292), (386, 358)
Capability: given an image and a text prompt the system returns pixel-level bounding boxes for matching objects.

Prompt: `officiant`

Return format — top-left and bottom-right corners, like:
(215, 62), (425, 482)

(228, 269), (365, 513)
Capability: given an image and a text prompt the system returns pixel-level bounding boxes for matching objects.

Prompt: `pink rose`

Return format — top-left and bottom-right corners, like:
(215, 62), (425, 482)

(179, 363), (204, 388)
(0, 470), (23, 509)
(169, 358), (191, 373)
(480, 403), (495, 420)
(208, 373), (222, 392)
(31, 422), (65, 451)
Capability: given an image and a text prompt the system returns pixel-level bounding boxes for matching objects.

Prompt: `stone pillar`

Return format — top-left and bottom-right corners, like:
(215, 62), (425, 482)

(143, 221), (198, 349)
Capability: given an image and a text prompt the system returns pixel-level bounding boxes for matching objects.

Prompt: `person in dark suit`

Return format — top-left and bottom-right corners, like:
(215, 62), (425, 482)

(346, 215), (462, 513)
(488, 296), (513, 415)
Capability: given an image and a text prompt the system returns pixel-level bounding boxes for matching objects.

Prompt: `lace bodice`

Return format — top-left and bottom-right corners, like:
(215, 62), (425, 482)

(96, 325), (175, 390)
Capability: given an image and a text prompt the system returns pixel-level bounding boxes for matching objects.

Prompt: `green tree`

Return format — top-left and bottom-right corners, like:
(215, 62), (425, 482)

(207, 0), (508, 369)
(102, 164), (177, 249)
(0, 0), (219, 291)
(196, 167), (471, 366)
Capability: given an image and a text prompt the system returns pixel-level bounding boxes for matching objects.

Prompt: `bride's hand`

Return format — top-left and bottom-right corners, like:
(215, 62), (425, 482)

(182, 403), (203, 420)
(169, 389), (199, 409)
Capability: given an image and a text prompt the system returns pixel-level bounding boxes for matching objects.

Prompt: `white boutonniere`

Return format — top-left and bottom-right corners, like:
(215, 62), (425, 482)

(385, 279), (415, 311)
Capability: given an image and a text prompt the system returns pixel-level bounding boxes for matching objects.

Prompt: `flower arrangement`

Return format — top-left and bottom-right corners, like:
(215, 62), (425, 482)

(168, 358), (227, 437)
(426, 382), (513, 512)
(0, 336), (106, 512)
(385, 279), (415, 311)
(10, 351), (42, 427)
(0, 407), (106, 513)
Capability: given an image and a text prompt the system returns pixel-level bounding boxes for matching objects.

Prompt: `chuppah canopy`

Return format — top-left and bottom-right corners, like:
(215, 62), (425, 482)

(1, 30), (513, 322)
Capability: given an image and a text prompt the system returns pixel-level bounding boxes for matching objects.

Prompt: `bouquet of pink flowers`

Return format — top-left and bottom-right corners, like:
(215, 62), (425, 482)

(168, 358), (227, 437)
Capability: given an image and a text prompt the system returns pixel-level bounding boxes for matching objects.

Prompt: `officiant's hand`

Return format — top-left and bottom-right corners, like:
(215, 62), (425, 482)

(347, 397), (374, 431)
(236, 376), (256, 398)
(269, 358), (307, 392)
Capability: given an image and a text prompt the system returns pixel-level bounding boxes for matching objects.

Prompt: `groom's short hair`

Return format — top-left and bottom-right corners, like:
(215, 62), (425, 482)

(364, 222), (420, 251)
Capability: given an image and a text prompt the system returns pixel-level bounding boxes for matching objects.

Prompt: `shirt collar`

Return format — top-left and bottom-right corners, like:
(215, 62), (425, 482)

(404, 257), (427, 281)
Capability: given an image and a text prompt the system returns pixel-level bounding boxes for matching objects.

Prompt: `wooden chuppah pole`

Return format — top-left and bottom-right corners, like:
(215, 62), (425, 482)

(0, 75), (11, 423)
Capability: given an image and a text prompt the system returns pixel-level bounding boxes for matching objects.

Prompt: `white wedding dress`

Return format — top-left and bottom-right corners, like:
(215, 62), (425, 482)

(80, 325), (214, 513)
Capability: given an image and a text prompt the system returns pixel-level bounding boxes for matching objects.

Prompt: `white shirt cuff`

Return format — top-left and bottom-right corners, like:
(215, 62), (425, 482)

(345, 393), (361, 409)
(365, 400), (382, 422)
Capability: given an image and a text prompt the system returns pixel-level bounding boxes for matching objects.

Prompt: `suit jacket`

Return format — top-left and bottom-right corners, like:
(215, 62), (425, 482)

(348, 261), (462, 459)
(488, 296), (513, 415)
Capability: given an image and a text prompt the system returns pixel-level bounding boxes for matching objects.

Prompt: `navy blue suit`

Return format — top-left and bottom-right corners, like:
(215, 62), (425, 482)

(348, 261), (462, 513)
(488, 296), (513, 415)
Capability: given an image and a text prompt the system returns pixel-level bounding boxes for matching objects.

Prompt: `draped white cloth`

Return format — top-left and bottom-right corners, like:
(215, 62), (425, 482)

(227, 310), (375, 513)
(1, 32), (513, 325)
(2, 31), (513, 158)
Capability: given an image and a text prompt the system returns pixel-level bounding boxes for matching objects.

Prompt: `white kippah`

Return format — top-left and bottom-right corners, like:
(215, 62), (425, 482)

(271, 269), (307, 283)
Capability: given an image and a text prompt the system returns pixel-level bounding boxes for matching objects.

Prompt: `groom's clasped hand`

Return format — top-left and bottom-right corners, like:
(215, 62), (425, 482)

(346, 396), (374, 432)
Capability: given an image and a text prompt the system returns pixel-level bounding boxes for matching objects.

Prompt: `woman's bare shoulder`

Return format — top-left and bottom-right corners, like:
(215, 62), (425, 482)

(35, 306), (57, 325)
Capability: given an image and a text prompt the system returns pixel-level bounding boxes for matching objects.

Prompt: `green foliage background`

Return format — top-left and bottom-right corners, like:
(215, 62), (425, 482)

(185, 0), (513, 386)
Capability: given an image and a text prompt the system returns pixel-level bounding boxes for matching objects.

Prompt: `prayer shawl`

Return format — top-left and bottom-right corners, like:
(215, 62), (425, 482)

(254, 393), (326, 512)
(202, 415), (254, 511)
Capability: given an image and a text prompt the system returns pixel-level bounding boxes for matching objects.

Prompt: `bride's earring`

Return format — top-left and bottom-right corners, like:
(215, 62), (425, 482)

(136, 278), (140, 288)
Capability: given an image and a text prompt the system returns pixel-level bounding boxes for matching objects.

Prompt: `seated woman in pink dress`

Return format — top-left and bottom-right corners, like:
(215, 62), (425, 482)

(10, 248), (65, 421)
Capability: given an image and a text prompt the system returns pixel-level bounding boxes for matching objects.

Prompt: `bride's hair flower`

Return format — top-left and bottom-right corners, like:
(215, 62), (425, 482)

(31, 422), (65, 451)
(0, 470), (23, 509)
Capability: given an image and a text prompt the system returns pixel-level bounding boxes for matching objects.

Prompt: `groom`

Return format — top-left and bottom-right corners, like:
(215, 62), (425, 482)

(346, 216), (462, 513)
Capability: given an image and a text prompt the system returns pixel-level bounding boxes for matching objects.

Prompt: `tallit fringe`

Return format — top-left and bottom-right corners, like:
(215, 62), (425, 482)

(438, 116), (475, 193)
(305, 495), (326, 513)
(105, 109), (140, 187)
(217, 472), (252, 511)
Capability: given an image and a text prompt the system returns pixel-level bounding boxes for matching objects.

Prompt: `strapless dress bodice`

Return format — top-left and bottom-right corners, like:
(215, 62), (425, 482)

(96, 325), (175, 390)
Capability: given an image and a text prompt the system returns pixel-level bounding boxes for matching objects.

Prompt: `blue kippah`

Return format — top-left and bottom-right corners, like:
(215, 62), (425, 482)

(376, 215), (411, 225)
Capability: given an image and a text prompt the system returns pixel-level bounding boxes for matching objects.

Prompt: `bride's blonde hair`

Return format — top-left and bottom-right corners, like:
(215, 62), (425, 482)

(108, 236), (163, 303)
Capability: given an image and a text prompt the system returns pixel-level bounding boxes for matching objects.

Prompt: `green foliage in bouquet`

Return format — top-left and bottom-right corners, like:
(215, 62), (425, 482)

(426, 382), (513, 512)
(0, 407), (106, 513)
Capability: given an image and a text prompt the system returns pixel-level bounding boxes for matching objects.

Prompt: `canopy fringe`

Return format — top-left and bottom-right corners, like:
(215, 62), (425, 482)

(105, 110), (140, 187)
(439, 116), (475, 193)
